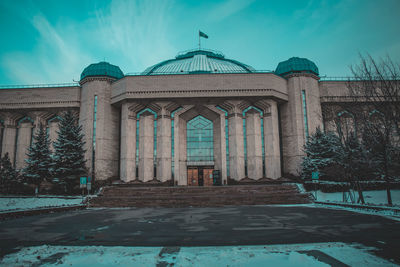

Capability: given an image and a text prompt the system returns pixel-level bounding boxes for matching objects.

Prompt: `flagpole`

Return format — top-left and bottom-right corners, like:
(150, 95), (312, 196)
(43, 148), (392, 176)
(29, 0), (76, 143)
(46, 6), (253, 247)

(198, 31), (200, 50)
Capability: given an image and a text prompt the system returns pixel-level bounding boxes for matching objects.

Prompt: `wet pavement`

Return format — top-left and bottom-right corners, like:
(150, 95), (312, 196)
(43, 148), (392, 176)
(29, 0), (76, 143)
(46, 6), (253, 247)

(0, 205), (399, 264)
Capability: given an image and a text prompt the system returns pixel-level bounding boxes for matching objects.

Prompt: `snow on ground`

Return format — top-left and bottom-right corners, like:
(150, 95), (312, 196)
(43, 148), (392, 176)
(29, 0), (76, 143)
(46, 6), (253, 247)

(0, 197), (84, 212)
(313, 189), (400, 206)
(0, 242), (396, 267)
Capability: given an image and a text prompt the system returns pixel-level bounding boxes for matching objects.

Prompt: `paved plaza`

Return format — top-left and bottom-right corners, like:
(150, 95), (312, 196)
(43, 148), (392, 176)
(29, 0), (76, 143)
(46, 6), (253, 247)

(0, 205), (399, 265)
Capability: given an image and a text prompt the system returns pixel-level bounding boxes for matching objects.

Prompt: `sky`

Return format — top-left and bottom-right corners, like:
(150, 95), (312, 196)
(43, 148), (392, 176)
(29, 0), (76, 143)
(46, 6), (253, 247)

(0, 0), (399, 85)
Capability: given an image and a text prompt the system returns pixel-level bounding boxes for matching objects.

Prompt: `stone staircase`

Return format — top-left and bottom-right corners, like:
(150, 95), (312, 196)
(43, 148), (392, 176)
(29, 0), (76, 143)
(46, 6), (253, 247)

(88, 184), (312, 208)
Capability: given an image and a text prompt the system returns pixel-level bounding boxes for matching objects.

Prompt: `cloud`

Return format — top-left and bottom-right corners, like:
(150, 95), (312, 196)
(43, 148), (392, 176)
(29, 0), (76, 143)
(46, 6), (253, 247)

(1, 0), (179, 84)
(94, 0), (177, 73)
(207, 0), (256, 22)
(1, 12), (92, 84)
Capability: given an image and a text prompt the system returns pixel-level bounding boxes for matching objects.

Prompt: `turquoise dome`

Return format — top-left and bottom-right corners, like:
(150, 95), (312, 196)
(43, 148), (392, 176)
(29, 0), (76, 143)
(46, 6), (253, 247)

(275, 57), (319, 76)
(142, 49), (255, 75)
(80, 61), (124, 80)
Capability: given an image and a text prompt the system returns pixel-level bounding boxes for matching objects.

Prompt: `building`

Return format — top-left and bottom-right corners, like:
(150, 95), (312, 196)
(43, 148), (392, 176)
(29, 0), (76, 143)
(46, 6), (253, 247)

(0, 48), (355, 185)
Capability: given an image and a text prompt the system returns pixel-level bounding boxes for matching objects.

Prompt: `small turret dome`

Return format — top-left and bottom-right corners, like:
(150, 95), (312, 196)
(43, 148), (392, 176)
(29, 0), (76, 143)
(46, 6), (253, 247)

(80, 61), (124, 80)
(275, 57), (319, 77)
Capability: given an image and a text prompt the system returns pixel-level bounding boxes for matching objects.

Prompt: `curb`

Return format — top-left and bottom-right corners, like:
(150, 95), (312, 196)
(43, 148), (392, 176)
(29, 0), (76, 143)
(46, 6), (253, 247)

(0, 205), (87, 220)
(315, 201), (400, 213)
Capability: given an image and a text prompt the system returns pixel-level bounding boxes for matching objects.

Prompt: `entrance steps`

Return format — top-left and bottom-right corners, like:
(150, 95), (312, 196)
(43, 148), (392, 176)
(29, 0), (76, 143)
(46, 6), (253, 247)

(88, 184), (312, 208)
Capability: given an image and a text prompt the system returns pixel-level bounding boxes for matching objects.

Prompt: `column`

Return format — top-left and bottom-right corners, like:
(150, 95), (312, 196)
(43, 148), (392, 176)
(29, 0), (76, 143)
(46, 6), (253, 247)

(0, 123), (3, 156)
(246, 109), (263, 179)
(120, 103), (137, 182)
(173, 108), (189, 186)
(48, 120), (59, 152)
(264, 100), (281, 179)
(1, 122), (17, 163)
(139, 111), (154, 182)
(228, 113), (245, 181)
(156, 113), (171, 182)
(15, 122), (33, 169)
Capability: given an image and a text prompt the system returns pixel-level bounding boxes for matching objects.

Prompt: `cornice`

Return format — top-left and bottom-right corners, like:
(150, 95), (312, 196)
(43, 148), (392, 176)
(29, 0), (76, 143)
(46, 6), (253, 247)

(79, 76), (117, 85)
(112, 88), (288, 102)
(284, 73), (320, 80)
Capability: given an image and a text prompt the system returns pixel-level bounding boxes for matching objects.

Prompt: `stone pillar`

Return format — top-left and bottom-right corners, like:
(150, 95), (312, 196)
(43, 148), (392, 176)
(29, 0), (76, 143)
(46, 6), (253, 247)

(1, 123), (17, 163)
(245, 109), (263, 179)
(120, 103), (137, 182)
(228, 113), (245, 181)
(156, 113), (172, 182)
(48, 120), (59, 152)
(139, 111), (154, 182)
(209, 106), (227, 185)
(0, 124), (3, 156)
(15, 122), (33, 169)
(263, 100), (281, 179)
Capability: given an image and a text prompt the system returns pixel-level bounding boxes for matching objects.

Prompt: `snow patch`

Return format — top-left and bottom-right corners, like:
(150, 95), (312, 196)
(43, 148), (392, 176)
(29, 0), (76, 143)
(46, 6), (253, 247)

(0, 197), (84, 212)
(0, 242), (396, 267)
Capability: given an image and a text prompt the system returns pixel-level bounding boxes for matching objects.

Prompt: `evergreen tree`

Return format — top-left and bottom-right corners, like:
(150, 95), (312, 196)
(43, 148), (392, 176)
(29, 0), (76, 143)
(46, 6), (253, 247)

(301, 127), (344, 180)
(0, 153), (18, 193)
(23, 124), (52, 192)
(52, 111), (86, 193)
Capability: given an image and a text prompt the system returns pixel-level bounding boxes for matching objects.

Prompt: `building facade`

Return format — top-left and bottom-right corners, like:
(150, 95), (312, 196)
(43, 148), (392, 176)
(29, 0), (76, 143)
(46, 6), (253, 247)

(0, 49), (355, 185)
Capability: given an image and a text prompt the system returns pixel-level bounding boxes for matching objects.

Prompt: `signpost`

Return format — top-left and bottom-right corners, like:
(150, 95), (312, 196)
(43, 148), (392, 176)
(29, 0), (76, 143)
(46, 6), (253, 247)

(311, 171), (319, 200)
(80, 177), (87, 195)
(87, 176), (92, 195)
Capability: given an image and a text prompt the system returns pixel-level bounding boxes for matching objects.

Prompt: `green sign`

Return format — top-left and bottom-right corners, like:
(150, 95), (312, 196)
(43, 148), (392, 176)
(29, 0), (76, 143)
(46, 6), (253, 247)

(80, 177), (87, 185)
(312, 172), (319, 180)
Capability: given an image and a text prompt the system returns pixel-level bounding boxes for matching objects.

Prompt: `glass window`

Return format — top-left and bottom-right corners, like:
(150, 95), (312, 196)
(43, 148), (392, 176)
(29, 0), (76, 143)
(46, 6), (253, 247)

(301, 90), (309, 139)
(187, 116), (213, 162)
(92, 95), (98, 174)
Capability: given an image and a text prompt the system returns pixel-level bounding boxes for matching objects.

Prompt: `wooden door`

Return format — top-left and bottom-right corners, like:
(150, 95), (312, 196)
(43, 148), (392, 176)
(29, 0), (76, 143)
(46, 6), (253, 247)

(187, 168), (198, 186)
(203, 168), (214, 186)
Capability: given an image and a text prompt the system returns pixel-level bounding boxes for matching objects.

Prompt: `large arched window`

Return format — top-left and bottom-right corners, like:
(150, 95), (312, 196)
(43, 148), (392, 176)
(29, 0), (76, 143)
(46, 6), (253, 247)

(187, 116), (214, 163)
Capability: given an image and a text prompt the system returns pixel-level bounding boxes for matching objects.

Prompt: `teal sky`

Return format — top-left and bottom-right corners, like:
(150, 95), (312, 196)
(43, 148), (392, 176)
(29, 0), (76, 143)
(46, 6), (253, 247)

(0, 0), (399, 85)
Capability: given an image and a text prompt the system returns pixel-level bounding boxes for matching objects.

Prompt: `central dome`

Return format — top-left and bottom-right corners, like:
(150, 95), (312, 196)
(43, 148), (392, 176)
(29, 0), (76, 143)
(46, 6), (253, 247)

(142, 49), (255, 75)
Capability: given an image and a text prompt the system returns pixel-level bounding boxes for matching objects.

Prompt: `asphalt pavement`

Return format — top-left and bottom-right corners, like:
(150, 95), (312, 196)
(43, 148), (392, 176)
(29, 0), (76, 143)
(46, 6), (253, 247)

(0, 205), (399, 264)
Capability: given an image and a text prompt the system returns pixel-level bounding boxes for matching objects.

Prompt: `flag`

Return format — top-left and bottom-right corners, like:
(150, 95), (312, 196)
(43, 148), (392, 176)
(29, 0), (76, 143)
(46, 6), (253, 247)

(199, 31), (208, 39)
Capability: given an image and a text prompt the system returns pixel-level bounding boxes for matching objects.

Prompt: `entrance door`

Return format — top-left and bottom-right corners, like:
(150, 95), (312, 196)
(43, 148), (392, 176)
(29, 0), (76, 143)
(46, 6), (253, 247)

(187, 167), (213, 186)
(187, 168), (198, 186)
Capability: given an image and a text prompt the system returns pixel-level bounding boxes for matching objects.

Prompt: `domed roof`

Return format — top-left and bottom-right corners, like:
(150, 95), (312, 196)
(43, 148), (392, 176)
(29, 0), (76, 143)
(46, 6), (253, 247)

(275, 57), (319, 76)
(142, 49), (255, 75)
(80, 61), (124, 80)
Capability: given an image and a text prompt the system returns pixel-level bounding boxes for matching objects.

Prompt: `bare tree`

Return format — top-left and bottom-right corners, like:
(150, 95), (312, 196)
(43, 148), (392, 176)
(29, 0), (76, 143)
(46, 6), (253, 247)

(348, 54), (400, 136)
(347, 54), (400, 206)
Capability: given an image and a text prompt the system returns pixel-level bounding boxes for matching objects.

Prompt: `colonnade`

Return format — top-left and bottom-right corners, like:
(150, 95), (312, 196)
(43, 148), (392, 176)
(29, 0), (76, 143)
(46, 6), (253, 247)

(120, 99), (281, 185)
(0, 112), (62, 169)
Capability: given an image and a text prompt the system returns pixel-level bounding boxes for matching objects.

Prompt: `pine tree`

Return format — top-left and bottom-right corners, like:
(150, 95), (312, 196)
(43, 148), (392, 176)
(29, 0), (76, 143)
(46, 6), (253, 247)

(0, 153), (18, 193)
(23, 124), (52, 192)
(301, 127), (344, 180)
(52, 111), (86, 193)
